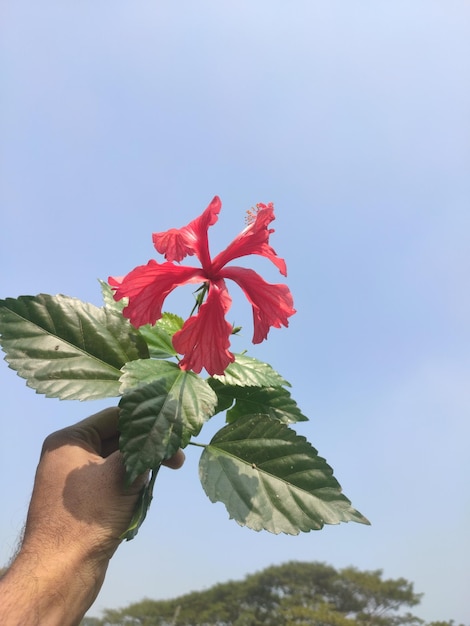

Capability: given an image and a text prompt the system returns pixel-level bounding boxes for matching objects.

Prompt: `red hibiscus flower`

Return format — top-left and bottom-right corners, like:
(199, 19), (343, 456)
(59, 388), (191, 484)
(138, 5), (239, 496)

(109, 196), (295, 376)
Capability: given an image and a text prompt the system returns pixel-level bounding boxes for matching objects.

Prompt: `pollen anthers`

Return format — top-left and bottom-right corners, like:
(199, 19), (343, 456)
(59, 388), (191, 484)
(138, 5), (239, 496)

(245, 205), (261, 225)
(245, 202), (273, 225)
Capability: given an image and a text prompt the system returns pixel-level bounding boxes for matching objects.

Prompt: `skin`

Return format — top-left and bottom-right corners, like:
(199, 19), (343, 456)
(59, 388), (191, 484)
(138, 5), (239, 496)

(0, 407), (184, 626)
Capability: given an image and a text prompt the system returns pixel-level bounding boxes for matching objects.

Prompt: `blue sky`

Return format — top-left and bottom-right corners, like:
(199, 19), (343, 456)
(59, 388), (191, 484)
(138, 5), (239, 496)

(1, 1), (470, 622)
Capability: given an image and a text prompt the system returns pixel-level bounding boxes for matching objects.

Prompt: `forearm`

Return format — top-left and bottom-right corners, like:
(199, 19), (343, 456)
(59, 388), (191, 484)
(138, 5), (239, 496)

(0, 408), (184, 624)
(0, 543), (109, 626)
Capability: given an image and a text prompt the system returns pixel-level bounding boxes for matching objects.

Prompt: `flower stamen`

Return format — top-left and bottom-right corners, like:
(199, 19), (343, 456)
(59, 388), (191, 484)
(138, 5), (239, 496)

(245, 205), (262, 225)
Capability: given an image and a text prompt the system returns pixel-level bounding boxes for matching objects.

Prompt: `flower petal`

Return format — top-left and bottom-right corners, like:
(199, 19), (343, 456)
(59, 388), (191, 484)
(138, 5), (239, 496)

(109, 261), (204, 328)
(211, 202), (287, 276)
(221, 266), (296, 344)
(152, 196), (221, 267)
(172, 280), (235, 375)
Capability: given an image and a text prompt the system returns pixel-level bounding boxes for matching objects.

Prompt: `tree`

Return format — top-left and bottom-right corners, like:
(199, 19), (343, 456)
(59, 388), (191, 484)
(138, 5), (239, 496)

(83, 561), (452, 626)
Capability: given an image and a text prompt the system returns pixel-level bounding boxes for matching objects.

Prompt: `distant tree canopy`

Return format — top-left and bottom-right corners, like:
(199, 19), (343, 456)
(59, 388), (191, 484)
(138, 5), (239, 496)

(81, 561), (464, 626)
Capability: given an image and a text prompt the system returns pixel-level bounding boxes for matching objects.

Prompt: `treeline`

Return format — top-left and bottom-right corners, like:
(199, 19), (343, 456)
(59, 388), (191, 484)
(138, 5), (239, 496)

(80, 561), (467, 626)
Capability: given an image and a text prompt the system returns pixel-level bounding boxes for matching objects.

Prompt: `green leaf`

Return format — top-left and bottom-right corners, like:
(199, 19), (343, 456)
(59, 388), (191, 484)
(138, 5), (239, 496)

(118, 367), (217, 534)
(138, 313), (184, 358)
(208, 355), (303, 422)
(199, 415), (369, 535)
(120, 363), (217, 460)
(205, 378), (236, 415)
(208, 354), (295, 418)
(119, 359), (180, 393)
(0, 294), (149, 400)
(211, 354), (290, 388)
(119, 380), (184, 485)
(120, 467), (159, 541)
(208, 380), (308, 423)
(101, 280), (182, 358)
(226, 386), (308, 424)
(100, 279), (126, 312)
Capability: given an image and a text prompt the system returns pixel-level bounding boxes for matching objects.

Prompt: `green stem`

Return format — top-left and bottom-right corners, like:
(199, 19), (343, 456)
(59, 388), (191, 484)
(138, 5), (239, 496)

(120, 465), (161, 541)
(188, 441), (207, 449)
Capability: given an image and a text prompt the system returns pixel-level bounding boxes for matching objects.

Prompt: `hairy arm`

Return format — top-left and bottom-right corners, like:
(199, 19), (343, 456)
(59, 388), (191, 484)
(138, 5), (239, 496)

(0, 407), (184, 626)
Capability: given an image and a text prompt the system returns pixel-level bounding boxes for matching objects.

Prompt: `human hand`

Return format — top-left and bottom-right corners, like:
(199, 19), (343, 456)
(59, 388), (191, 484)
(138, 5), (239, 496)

(0, 407), (184, 626)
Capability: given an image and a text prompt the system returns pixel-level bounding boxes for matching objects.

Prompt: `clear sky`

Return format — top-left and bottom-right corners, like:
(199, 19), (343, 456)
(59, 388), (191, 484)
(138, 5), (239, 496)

(1, 1), (469, 623)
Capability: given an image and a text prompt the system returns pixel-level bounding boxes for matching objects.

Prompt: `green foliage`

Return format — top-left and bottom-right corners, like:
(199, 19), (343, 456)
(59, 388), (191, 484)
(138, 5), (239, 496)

(335, 566), (423, 626)
(200, 415), (369, 534)
(119, 368), (217, 481)
(0, 290), (368, 539)
(120, 358), (182, 393)
(0, 294), (148, 400)
(118, 379), (184, 485)
(209, 381), (308, 424)
(99, 278), (125, 311)
(208, 353), (306, 424)
(138, 312), (184, 359)
(83, 561), (448, 626)
(211, 354), (289, 387)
